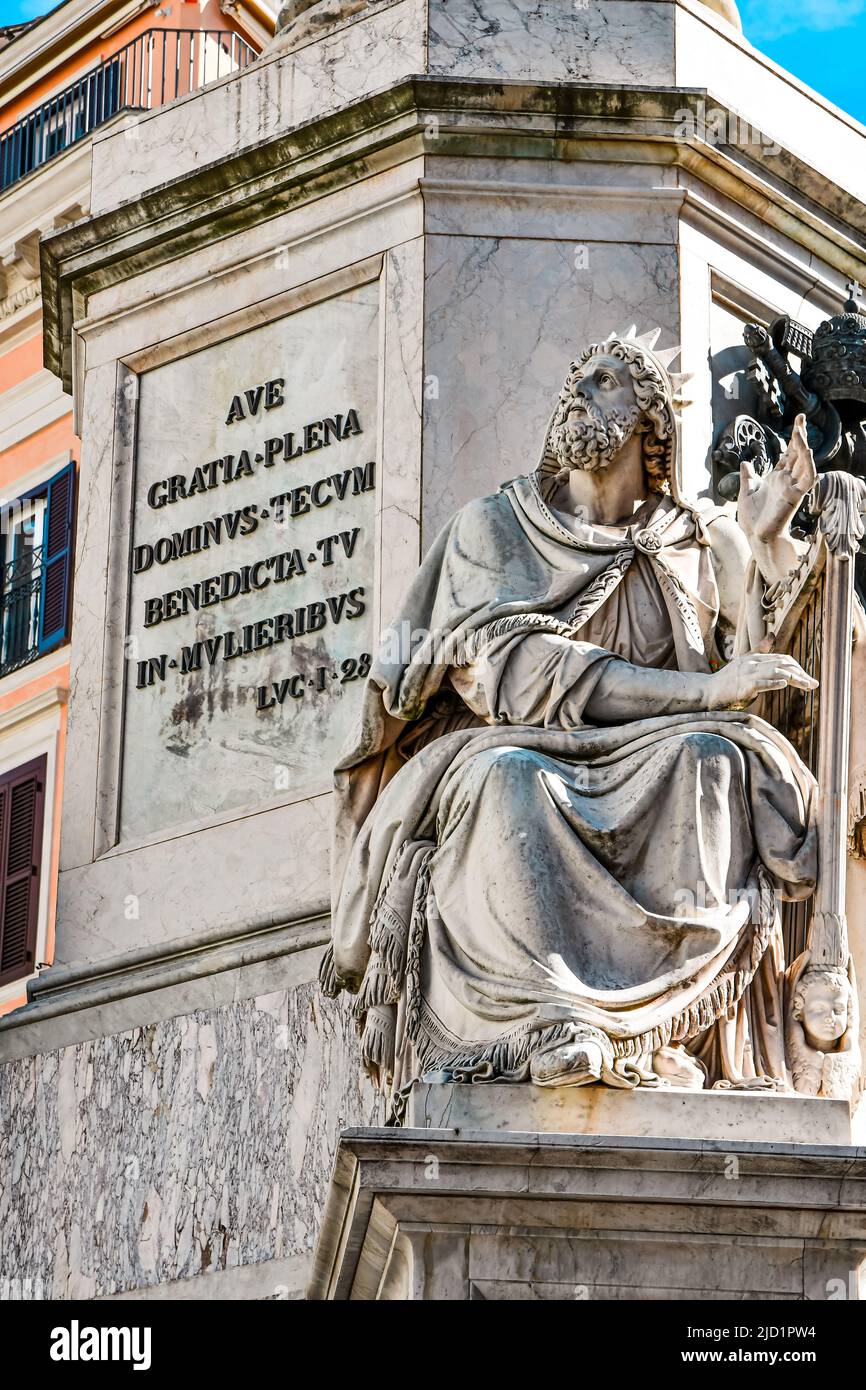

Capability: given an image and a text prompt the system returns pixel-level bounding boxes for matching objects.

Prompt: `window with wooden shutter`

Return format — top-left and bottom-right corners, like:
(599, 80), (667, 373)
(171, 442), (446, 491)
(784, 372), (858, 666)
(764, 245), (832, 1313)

(37, 461), (76, 655)
(0, 755), (46, 987)
(0, 462), (76, 678)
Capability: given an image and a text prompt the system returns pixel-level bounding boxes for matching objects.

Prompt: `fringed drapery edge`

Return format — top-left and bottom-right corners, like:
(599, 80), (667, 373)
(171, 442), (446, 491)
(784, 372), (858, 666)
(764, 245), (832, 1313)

(465, 613), (582, 654)
(343, 833), (777, 1099)
(368, 904), (409, 981)
(349, 842), (435, 1089)
(403, 866), (777, 1083)
(358, 1003), (398, 1088)
(410, 1005), (577, 1083)
(404, 852), (433, 1043)
(318, 943), (339, 998)
(352, 958), (400, 1017)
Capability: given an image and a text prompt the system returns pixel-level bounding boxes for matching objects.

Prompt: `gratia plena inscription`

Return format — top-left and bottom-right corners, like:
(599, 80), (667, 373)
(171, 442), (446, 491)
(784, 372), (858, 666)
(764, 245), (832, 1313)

(120, 284), (379, 839)
(132, 393), (372, 710)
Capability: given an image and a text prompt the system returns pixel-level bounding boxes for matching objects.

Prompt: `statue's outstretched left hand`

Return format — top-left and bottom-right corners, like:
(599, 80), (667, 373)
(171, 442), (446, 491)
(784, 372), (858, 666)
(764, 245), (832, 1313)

(737, 412), (816, 545)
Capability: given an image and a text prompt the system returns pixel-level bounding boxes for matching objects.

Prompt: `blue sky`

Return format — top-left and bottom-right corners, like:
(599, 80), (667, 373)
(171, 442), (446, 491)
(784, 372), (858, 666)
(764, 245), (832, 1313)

(0, 0), (49, 25)
(738, 0), (866, 124)
(1, 0), (865, 125)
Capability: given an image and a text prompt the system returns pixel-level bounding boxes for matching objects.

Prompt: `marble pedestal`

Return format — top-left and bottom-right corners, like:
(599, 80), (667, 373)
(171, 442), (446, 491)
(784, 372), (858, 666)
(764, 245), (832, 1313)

(410, 1081), (866, 1144)
(309, 1086), (866, 1300)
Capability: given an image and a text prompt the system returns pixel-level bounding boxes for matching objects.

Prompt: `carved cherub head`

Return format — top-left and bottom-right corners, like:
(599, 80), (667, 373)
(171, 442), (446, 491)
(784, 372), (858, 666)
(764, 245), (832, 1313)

(792, 964), (851, 1050)
(544, 335), (676, 492)
(785, 952), (860, 1099)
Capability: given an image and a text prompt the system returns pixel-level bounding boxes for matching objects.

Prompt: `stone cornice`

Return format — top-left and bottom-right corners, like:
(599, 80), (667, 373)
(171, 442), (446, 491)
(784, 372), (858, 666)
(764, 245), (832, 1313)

(0, 910), (329, 1061)
(40, 76), (866, 389)
(309, 1126), (866, 1299)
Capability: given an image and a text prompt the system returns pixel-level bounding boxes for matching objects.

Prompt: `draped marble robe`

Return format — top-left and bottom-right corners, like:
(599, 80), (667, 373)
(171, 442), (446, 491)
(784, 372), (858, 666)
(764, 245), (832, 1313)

(327, 471), (818, 1101)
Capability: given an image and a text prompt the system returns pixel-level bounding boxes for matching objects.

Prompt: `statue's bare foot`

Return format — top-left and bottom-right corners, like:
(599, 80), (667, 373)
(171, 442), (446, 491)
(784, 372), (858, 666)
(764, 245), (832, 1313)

(530, 1039), (604, 1087)
(649, 1044), (706, 1090)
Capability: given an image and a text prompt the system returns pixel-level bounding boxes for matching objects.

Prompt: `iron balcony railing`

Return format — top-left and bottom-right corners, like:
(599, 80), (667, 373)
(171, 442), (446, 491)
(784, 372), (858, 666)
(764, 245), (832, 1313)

(0, 545), (42, 677)
(0, 28), (257, 193)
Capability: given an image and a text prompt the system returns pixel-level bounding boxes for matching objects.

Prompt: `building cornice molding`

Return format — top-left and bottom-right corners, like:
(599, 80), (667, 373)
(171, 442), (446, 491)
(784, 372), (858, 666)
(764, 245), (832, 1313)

(219, 0), (277, 49)
(0, 644), (68, 699)
(39, 77), (866, 389)
(675, 0), (866, 145)
(0, 367), (71, 454)
(0, 277), (40, 323)
(0, 132), (92, 263)
(0, 684), (68, 738)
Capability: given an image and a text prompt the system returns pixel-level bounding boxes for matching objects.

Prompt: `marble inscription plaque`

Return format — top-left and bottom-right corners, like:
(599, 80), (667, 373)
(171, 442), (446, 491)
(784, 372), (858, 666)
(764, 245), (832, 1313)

(120, 282), (379, 840)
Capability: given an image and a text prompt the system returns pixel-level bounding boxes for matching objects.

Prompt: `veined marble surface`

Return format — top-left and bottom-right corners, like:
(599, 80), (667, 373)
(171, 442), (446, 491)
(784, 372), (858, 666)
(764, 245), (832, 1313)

(89, 0), (427, 215)
(427, 0), (675, 85)
(0, 982), (377, 1298)
(84, 0), (866, 225)
(422, 233), (678, 542)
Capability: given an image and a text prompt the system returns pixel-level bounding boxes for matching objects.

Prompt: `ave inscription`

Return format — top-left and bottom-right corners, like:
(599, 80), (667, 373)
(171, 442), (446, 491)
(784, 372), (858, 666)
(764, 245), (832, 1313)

(120, 283), (379, 839)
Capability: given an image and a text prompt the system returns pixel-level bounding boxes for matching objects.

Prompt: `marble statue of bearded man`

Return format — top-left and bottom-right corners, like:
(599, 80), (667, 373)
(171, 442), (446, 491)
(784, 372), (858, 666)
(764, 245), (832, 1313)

(324, 331), (820, 1105)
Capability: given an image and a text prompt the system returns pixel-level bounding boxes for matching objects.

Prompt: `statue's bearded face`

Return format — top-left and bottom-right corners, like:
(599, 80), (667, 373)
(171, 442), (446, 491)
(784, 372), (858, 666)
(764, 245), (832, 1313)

(548, 353), (644, 472)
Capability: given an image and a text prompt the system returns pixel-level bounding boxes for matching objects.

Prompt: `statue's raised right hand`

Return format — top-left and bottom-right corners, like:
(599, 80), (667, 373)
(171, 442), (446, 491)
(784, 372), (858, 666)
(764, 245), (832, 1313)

(706, 652), (817, 710)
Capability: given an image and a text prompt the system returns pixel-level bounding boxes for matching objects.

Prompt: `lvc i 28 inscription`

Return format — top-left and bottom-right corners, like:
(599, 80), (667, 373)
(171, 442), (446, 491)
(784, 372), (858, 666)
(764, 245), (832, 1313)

(119, 281), (379, 840)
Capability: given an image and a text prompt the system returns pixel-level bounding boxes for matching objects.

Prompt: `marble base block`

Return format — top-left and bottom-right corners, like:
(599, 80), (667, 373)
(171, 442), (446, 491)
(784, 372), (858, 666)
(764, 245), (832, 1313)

(309, 1086), (866, 1300)
(408, 1081), (866, 1145)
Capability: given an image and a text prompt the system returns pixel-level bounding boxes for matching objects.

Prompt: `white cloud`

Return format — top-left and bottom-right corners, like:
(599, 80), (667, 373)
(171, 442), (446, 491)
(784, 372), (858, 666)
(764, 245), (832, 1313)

(741, 0), (866, 41)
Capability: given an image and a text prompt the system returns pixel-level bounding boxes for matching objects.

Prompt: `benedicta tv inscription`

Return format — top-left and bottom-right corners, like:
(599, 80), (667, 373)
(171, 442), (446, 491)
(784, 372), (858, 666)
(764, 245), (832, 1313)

(120, 284), (379, 840)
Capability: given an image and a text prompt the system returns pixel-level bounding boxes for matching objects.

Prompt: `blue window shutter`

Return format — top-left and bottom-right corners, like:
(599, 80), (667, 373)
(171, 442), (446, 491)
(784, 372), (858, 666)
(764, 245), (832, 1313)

(37, 461), (75, 654)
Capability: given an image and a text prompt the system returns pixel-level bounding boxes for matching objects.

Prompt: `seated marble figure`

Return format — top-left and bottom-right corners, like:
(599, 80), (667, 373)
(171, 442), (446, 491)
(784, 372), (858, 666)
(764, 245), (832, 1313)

(324, 328), (828, 1104)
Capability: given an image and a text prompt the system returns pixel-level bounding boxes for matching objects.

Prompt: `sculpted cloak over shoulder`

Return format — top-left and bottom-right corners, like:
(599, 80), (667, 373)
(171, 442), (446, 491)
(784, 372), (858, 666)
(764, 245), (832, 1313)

(324, 331), (821, 1109)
